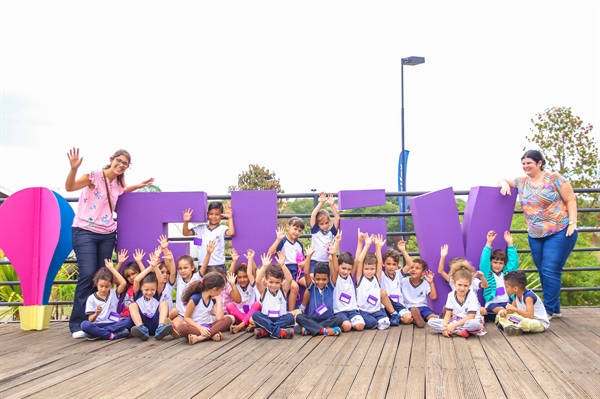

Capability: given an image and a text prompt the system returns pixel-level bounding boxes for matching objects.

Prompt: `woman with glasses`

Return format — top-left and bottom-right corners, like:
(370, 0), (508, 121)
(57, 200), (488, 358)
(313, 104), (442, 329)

(65, 148), (154, 338)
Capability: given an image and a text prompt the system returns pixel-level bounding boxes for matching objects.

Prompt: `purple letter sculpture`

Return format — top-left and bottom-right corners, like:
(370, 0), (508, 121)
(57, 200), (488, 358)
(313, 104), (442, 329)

(231, 190), (278, 260)
(337, 189), (386, 211)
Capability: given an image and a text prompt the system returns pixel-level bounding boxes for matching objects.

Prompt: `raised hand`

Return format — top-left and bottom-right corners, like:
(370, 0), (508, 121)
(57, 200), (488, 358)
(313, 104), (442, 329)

(157, 235), (169, 249)
(117, 249), (129, 264)
(486, 231), (497, 244)
(305, 244), (316, 258)
(162, 248), (173, 262)
(139, 178), (155, 188)
(206, 239), (217, 254)
(104, 259), (115, 269)
(223, 204), (233, 220)
(365, 233), (373, 247)
(183, 208), (194, 222)
(244, 249), (255, 261)
(260, 253), (271, 268)
(319, 192), (327, 203)
(227, 271), (236, 285)
(67, 147), (83, 170)
(334, 229), (342, 244)
(440, 244), (448, 257)
(326, 193), (335, 207)
(424, 270), (434, 283)
(133, 248), (146, 263)
(275, 251), (286, 266)
(358, 228), (366, 243)
(397, 239), (407, 251)
(374, 234), (384, 248)
(230, 248), (240, 263)
(476, 270), (484, 279)
(504, 231), (514, 246)
(276, 227), (286, 241)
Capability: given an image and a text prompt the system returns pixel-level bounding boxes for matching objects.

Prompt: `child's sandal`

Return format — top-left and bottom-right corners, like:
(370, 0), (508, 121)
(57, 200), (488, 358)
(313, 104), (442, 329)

(188, 334), (199, 345)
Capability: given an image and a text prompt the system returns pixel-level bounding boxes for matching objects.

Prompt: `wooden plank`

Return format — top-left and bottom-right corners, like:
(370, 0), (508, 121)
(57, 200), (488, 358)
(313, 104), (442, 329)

(267, 335), (338, 399)
(425, 327), (447, 399)
(439, 331), (464, 399)
(346, 329), (389, 399)
(464, 329), (506, 399)
(452, 336), (488, 399)
(366, 326), (401, 399)
(522, 329), (600, 398)
(404, 326), (426, 399)
(545, 319), (600, 370)
(309, 331), (362, 398)
(480, 323), (547, 399)
(246, 336), (325, 399)
(550, 317), (600, 357)
(386, 326), (414, 399)
(327, 329), (377, 398)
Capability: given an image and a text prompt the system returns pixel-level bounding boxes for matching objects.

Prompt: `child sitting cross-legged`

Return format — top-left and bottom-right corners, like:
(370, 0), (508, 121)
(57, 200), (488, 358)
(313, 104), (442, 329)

(129, 248), (174, 341)
(295, 240), (343, 337)
(379, 247), (413, 325)
(226, 249), (262, 334)
(428, 266), (485, 338)
(399, 254), (438, 328)
(251, 252), (301, 339)
(496, 270), (549, 335)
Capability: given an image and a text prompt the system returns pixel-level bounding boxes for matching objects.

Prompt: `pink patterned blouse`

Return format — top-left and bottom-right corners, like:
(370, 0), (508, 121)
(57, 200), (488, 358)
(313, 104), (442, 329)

(72, 169), (124, 234)
(514, 172), (570, 238)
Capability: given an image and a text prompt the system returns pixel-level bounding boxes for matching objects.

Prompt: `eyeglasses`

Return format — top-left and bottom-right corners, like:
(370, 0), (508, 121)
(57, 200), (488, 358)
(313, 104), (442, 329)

(114, 158), (131, 168)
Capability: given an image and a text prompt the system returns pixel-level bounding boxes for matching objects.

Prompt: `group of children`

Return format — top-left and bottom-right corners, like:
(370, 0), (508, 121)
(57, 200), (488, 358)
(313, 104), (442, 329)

(79, 194), (550, 342)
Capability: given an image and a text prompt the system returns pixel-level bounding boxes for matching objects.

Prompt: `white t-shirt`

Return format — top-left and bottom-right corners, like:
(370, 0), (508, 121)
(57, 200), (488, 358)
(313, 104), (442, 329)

(516, 289), (550, 329)
(485, 273), (510, 308)
(134, 290), (161, 319)
(260, 288), (288, 317)
(380, 271), (405, 305)
(188, 293), (216, 326)
(310, 225), (338, 262)
(445, 290), (481, 319)
(176, 273), (201, 316)
(401, 278), (431, 308)
(192, 224), (229, 265)
(233, 283), (258, 312)
(356, 276), (381, 313)
(160, 281), (175, 311)
(333, 274), (359, 313)
(85, 289), (120, 324)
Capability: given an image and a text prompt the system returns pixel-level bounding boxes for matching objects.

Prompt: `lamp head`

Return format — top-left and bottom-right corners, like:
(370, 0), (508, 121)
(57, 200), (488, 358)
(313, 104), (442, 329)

(402, 56), (425, 66)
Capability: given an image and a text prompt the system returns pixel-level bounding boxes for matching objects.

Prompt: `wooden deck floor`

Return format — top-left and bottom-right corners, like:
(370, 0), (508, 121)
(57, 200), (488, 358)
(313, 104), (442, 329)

(0, 307), (599, 399)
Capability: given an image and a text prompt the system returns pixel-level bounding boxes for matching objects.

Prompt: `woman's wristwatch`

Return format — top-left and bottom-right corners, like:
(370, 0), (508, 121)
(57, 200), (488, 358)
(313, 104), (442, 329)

(568, 220), (576, 225)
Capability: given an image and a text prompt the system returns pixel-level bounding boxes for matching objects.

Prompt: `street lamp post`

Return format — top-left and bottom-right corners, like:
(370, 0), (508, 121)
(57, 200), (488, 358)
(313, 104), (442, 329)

(399, 56), (425, 238)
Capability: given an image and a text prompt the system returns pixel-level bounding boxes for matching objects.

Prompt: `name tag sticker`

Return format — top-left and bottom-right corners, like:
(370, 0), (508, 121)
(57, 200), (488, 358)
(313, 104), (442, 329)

(108, 312), (121, 322)
(243, 304), (250, 313)
(316, 304), (328, 316)
(496, 286), (506, 296)
(193, 237), (203, 246)
(268, 310), (280, 318)
(367, 295), (378, 306)
(390, 294), (400, 303)
(339, 293), (351, 304)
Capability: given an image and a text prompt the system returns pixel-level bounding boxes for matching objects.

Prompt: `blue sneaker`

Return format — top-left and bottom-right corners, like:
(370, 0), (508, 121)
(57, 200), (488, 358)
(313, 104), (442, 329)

(154, 323), (173, 340)
(112, 328), (131, 340)
(131, 325), (149, 341)
(390, 313), (400, 326)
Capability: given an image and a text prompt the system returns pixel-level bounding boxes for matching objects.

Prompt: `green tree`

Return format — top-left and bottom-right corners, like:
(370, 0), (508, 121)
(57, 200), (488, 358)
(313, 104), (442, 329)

(228, 164), (284, 193)
(136, 183), (162, 192)
(527, 107), (599, 226)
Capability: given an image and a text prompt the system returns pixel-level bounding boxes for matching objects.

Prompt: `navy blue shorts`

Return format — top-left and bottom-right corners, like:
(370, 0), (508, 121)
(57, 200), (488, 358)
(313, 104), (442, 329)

(410, 306), (435, 319)
(359, 309), (388, 329)
(486, 301), (509, 314)
(337, 310), (362, 323)
(140, 310), (160, 335)
(287, 264), (298, 281)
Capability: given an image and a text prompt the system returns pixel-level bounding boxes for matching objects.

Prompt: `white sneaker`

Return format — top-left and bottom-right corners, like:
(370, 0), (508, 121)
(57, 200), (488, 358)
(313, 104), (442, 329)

(72, 331), (86, 339)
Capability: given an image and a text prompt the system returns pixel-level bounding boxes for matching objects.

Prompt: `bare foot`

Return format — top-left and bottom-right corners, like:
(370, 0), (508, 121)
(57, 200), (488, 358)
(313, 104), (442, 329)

(246, 320), (256, 332)
(188, 334), (209, 345)
(211, 331), (222, 341)
(232, 322), (246, 334)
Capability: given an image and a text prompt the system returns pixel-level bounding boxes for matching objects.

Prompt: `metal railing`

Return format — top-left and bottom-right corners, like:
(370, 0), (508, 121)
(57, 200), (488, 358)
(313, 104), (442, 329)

(1, 188), (599, 308)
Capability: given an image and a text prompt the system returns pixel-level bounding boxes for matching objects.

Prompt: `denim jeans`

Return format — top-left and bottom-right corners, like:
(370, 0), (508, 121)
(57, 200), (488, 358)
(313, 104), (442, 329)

(528, 227), (578, 316)
(69, 227), (117, 333)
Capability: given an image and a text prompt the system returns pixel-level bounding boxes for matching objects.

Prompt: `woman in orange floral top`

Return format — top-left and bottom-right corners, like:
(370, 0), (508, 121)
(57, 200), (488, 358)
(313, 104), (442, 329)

(498, 150), (578, 320)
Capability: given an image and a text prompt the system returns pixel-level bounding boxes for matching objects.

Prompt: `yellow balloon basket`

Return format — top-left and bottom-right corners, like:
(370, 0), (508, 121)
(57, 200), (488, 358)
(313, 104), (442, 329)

(19, 305), (53, 331)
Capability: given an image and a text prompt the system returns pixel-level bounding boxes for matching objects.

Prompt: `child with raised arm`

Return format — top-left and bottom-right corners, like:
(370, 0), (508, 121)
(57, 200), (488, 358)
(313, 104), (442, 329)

(80, 261), (132, 340)
(251, 252), (299, 339)
(480, 231), (518, 321)
(401, 258), (438, 328)
(496, 271), (549, 335)
(182, 202), (235, 270)
(129, 249), (173, 340)
(355, 233), (391, 330)
(330, 231), (366, 332)
(295, 244), (343, 337)
(309, 192), (340, 276)
(397, 239), (419, 276)
(117, 248), (145, 319)
(178, 272), (235, 344)
(226, 249), (262, 333)
(158, 235), (177, 313)
(427, 267), (484, 338)
(267, 218), (304, 311)
(379, 249), (413, 325)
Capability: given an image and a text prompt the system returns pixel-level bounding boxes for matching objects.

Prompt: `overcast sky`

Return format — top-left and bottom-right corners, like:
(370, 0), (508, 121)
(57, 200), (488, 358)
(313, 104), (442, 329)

(2, 1), (598, 199)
